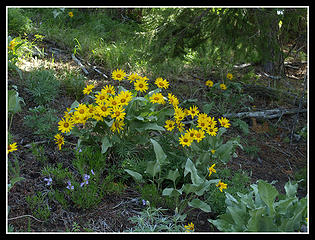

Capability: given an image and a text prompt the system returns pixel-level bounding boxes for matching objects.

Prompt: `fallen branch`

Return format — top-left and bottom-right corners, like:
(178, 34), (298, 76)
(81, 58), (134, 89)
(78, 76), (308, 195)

(223, 108), (307, 120)
(71, 54), (89, 75)
(86, 61), (108, 79)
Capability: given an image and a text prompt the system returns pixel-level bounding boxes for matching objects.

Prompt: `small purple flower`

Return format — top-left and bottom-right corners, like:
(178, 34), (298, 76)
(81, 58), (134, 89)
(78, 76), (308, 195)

(83, 174), (90, 181)
(91, 169), (95, 175)
(44, 177), (52, 186)
(66, 180), (74, 190)
(142, 199), (147, 206)
(80, 174), (90, 187)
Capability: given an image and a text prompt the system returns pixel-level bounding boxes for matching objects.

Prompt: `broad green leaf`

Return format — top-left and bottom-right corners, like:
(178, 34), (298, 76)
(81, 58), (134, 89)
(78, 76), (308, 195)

(282, 197), (307, 231)
(101, 136), (112, 154)
(124, 169), (143, 182)
(247, 207), (277, 232)
(70, 100), (80, 109)
(258, 180), (278, 217)
(162, 187), (182, 197)
(188, 199), (211, 213)
(216, 141), (234, 163)
(135, 122), (165, 132)
(274, 197), (297, 215)
(150, 138), (167, 164)
(184, 158), (203, 185)
(284, 181), (298, 198)
(8, 90), (23, 114)
(227, 205), (247, 230)
(166, 169), (180, 183)
(202, 102), (214, 114)
(145, 160), (160, 178)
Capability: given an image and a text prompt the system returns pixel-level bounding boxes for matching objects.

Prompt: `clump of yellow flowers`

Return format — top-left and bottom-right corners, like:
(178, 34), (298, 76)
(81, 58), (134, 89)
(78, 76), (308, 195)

(55, 68), (231, 153)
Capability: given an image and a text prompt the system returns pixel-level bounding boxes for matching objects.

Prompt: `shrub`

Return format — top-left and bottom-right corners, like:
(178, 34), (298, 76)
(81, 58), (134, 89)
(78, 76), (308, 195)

(8, 8), (33, 36)
(25, 68), (60, 105)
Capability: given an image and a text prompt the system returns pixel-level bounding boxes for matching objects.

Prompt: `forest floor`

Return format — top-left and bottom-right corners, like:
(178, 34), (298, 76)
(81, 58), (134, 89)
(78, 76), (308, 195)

(7, 39), (308, 232)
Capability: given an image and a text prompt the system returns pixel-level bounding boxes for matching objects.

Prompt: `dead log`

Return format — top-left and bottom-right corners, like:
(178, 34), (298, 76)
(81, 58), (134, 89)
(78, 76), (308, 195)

(223, 108), (307, 120)
(72, 54), (89, 75)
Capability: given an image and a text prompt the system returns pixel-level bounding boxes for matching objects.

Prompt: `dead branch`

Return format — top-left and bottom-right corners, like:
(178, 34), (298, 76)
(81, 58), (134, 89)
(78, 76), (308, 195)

(223, 108), (307, 120)
(71, 54), (89, 75)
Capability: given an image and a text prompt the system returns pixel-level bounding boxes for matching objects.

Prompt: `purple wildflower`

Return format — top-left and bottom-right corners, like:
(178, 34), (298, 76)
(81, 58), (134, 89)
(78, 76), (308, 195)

(91, 169), (95, 175)
(80, 174), (90, 187)
(44, 177), (52, 186)
(142, 199), (147, 206)
(66, 180), (74, 190)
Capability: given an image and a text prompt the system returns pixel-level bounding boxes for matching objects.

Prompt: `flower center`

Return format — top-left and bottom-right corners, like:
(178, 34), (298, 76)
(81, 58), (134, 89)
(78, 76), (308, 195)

(100, 95), (105, 100)
(64, 123), (69, 128)
(116, 74), (121, 78)
(139, 84), (143, 88)
(115, 111), (120, 116)
(101, 106), (107, 112)
(79, 109), (84, 114)
(120, 98), (126, 103)
(184, 138), (188, 143)
(154, 97), (159, 101)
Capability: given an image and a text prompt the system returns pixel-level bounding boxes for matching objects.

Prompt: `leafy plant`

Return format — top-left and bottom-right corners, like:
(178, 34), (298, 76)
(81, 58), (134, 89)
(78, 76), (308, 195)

(126, 206), (186, 232)
(24, 105), (58, 139)
(25, 191), (51, 221)
(58, 69), (86, 100)
(25, 68), (60, 105)
(208, 180), (307, 232)
(8, 85), (25, 131)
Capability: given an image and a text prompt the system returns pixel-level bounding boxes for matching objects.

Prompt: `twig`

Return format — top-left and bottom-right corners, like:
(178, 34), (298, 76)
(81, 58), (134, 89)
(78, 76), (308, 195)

(71, 54), (89, 75)
(8, 214), (46, 223)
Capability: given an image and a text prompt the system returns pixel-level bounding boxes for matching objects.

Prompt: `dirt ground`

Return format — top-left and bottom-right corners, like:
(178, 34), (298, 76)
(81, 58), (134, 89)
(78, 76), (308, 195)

(7, 40), (308, 232)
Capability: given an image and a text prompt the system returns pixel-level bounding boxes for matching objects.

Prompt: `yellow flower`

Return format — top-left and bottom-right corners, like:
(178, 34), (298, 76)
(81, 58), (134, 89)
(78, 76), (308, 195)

(194, 129), (205, 143)
(95, 103), (112, 118)
(208, 116), (217, 128)
(111, 119), (125, 133)
(68, 12), (74, 18)
(106, 96), (119, 108)
(8, 142), (18, 154)
(227, 73), (233, 80)
(176, 121), (185, 132)
(8, 39), (18, 51)
(197, 113), (208, 121)
(208, 164), (216, 177)
(188, 105), (199, 119)
(134, 78), (149, 93)
(197, 117), (210, 131)
(216, 180), (227, 192)
(206, 126), (218, 136)
(112, 69), (126, 81)
(128, 73), (140, 83)
(116, 90), (133, 106)
(179, 133), (193, 147)
(75, 104), (88, 119)
(63, 107), (73, 119)
(83, 84), (95, 95)
(150, 92), (165, 104)
(155, 77), (169, 89)
(167, 93), (179, 107)
(184, 222), (194, 232)
(111, 105), (126, 121)
(218, 117), (231, 128)
(165, 119), (175, 131)
(86, 104), (96, 118)
(205, 80), (214, 87)
(54, 134), (64, 150)
(187, 128), (197, 139)
(174, 106), (186, 122)
(95, 90), (109, 105)
(220, 83), (227, 90)
(58, 117), (74, 133)
(211, 149), (216, 154)
(103, 85), (116, 95)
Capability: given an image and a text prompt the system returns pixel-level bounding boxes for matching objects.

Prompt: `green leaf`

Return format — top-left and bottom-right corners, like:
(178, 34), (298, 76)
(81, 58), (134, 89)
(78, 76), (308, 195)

(247, 207), (277, 232)
(202, 102), (214, 114)
(188, 199), (211, 213)
(227, 205), (247, 230)
(162, 187), (182, 197)
(70, 100), (80, 109)
(8, 89), (23, 114)
(166, 169), (180, 183)
(284, 181), (298, 198)
(184, 158), (203, 185)
(257, 180), (278, 217)
(145, 160), (160, 178)
(101, 136), (112, 154)
(124, 169), (143, 182)
(8, 177), (25, 191)
(150, 138), (167, 164)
